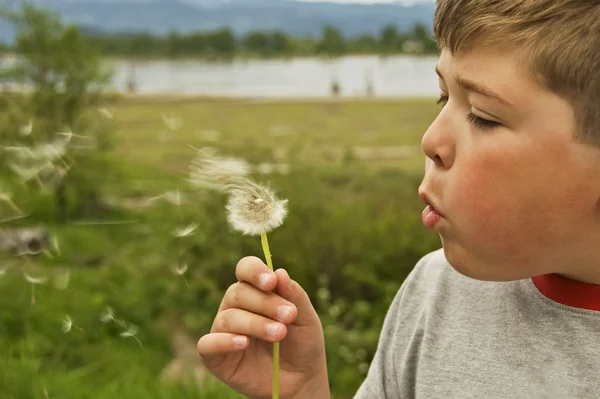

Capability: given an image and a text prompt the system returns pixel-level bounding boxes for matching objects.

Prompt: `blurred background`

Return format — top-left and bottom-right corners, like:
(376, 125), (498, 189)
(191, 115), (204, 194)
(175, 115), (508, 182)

(0, 0), (442, 397)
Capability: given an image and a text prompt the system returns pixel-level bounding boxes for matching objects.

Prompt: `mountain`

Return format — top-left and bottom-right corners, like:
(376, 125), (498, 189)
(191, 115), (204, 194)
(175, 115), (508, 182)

(0, 0), (435, 42)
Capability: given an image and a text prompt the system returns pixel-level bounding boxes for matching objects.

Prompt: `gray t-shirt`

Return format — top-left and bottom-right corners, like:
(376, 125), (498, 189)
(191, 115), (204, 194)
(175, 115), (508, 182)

(355, 249), (600, 398)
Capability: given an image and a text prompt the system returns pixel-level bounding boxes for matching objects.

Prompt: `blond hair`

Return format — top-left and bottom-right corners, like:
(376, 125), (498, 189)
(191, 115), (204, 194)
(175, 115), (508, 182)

(434, 0), (600, 145)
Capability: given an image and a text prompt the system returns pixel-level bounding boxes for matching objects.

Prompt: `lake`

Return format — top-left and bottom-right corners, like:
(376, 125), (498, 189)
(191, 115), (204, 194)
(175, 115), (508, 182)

(109, 55), (440, 98)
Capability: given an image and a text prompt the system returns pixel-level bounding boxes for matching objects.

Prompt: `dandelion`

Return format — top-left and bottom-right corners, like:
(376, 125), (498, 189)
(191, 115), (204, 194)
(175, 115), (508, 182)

(226, 182), (288, 236)
(24, 272), (47, 305)
(173, 223), (199, 238)
(188, 150), (288, 399)
(171, 263), (189, 286)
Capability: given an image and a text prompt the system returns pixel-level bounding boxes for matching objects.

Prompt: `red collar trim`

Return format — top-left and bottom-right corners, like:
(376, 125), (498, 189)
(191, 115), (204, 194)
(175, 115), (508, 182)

(532, 274), (600, 312)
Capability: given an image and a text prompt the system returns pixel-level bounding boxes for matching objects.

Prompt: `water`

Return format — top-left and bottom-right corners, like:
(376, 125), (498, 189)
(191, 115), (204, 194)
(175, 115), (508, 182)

(109, 55), (440, 98)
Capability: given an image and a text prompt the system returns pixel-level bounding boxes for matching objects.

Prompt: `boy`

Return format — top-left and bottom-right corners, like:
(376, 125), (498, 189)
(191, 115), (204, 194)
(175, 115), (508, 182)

(197, 0), (600, 397)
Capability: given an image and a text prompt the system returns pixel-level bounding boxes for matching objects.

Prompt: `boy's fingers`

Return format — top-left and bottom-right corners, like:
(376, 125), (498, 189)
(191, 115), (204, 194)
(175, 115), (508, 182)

(212, 308), (288, 343)
(235, 256), (277, 292)
(274, 268), (318, 327)
(219, 282), (298, 324)
(197, 332), (249, 359)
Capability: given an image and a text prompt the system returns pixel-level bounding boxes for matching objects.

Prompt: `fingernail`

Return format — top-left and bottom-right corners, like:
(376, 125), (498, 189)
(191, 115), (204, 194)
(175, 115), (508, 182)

(277, 305), (293, 321)
(266, 323), (281, 339)
(259, 273), (272, 289)
(233, 335), (248, 348)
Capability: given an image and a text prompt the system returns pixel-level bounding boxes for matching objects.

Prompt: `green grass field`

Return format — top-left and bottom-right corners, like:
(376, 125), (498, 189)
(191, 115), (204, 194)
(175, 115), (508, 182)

(1, 96), (442, 399)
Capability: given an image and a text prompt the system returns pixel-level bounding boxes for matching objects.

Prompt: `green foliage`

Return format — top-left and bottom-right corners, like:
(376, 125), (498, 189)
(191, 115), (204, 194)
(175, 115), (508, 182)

(0, 1), (115, 223)
(66, 23), (439, 60)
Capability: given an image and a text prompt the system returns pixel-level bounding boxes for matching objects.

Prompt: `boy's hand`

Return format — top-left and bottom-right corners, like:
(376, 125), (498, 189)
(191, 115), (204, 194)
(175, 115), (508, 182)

(197, 257), (330, 399)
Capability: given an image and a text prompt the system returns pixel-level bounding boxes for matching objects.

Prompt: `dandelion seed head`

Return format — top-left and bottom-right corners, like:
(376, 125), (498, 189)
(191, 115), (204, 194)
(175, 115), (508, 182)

(226, 181), (288, 236)
(62, 315), (72, 333)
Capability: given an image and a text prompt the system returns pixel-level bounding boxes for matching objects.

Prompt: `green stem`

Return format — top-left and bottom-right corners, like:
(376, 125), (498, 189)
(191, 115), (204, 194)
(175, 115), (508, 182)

(261, 232), (279, 399)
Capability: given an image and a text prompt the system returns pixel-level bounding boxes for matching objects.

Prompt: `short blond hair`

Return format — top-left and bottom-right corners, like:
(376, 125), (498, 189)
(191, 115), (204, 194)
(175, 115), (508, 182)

(434, 0), (600, 145)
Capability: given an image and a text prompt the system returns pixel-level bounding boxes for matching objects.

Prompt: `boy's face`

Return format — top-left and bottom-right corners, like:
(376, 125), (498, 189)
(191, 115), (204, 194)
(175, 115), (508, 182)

(420, 46), (600, 283)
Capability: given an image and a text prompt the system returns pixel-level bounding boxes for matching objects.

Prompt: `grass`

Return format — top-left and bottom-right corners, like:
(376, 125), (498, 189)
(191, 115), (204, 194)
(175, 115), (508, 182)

(109, 96), (439, 177)
(1, 96), (441, 399)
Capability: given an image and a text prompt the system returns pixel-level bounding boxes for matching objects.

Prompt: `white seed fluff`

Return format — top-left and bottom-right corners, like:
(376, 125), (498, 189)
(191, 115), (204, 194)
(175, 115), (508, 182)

(226, 181), (288, 236)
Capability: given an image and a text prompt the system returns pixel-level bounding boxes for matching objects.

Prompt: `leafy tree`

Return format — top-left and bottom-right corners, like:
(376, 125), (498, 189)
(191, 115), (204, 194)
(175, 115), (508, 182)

(0, 1), (114, 222)
(316, 25), (345, 56)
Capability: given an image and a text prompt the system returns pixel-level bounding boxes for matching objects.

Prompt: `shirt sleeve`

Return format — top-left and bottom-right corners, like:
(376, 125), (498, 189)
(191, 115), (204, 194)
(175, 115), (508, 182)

(353, 252), (435, 398)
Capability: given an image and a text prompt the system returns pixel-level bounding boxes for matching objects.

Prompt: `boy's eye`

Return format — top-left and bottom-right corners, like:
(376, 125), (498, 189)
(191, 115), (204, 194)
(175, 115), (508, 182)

(436, 95), (449, 106)
(466, 112), (501, 130)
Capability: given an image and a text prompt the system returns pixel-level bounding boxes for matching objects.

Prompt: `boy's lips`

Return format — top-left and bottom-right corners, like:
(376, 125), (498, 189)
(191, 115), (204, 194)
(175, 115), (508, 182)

(418, 191), (445, 230)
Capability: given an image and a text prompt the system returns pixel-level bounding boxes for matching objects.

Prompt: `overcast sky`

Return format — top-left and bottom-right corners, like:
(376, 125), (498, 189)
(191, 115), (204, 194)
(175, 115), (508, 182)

(297, 0), (434, 4)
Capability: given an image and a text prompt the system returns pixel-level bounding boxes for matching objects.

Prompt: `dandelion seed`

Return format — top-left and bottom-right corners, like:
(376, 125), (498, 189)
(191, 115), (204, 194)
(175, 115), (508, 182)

(257, 163), (275, 175)
(0, 185), (23, 215)
(173, 223), (198, 238)
(53, 269), (70, 290)
(61, 315), (72, 333)
(0, 266), (8, 276)
(171, 263), (189, 286)
(24, 272), (46, 305)
(24, 272), (47, 285)
(97, 107), (113, 120)
(226, 181), (288, 236)
(19, 119), (33, 136)
(50, 234), (60, 255)
(188, 150), (250, 192)
(161, 113), (183, 131)
(100, 306), (114, 323)
(120, 324), (143, 348)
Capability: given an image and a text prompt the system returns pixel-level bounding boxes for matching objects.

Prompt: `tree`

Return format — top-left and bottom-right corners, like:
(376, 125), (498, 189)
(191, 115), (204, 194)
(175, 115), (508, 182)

(316, 25), (345, 56)
(0, 2), (114, 222)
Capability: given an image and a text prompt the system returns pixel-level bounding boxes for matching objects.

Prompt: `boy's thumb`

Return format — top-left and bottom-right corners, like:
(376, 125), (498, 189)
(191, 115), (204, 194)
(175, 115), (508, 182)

(275, 268), (319, 328)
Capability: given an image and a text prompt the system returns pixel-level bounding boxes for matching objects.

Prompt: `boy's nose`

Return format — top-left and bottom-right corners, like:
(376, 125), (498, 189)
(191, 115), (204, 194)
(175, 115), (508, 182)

(421, 115), (455, 170)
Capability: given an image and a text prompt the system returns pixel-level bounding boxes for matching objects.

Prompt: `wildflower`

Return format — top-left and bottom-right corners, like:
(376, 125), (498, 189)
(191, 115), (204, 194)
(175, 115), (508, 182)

(188, 149), (250, 192)
(173, 223), (199, 238)
(62, 315), (72, 333)
(226, 181), (288, 236)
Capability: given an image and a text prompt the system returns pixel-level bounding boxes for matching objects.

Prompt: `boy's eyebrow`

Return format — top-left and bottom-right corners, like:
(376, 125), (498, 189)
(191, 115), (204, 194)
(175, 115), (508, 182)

(435, 66), (513, 107)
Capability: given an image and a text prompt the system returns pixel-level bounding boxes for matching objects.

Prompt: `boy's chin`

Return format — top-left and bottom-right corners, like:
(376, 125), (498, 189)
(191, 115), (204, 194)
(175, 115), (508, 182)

(441, 242), (526, 282)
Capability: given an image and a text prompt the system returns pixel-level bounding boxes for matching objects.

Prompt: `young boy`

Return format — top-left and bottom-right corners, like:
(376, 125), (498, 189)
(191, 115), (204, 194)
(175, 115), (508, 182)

(197, 0), (600, 397)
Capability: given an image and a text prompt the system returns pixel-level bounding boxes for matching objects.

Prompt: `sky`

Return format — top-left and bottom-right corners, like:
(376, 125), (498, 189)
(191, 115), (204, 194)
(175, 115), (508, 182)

(297, 0), (434, 4)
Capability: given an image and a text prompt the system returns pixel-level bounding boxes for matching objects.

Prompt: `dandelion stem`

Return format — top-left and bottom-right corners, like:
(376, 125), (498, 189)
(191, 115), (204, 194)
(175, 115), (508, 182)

(261, 232), (279, 399)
